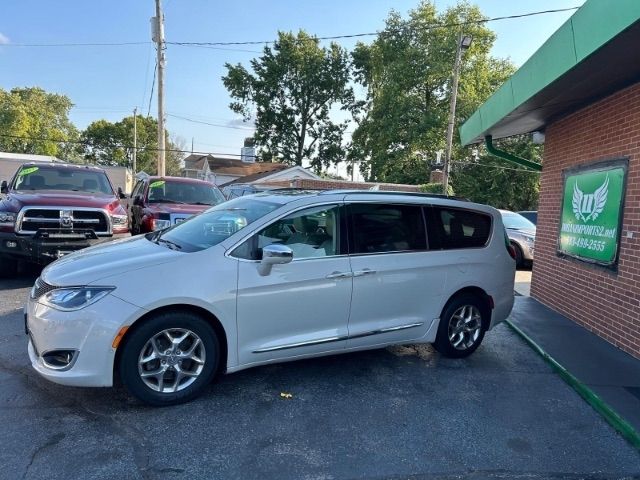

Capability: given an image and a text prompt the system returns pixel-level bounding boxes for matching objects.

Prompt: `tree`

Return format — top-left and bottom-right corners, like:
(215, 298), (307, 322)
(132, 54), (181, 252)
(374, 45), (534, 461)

(451, 135), (541, 210)
(0, 87), (79, 159)
(81, 116), (183, 175)
(222, 30), (355, 169)
(350, 2), (516, 185)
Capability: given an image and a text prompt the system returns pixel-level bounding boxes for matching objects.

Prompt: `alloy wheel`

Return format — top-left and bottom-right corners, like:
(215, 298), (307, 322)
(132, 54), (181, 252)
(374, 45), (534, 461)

(447, 305), (482, 351)
(137, 328), (206, 393)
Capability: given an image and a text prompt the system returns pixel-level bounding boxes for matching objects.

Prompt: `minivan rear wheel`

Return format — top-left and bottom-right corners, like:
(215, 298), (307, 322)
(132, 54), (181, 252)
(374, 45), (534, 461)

(434, 294), (487, 358)
(119, 311), (219, 406)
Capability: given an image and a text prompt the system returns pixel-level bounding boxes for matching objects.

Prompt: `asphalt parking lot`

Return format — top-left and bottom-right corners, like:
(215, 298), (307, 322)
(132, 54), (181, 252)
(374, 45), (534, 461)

(1, 270), (639, 480)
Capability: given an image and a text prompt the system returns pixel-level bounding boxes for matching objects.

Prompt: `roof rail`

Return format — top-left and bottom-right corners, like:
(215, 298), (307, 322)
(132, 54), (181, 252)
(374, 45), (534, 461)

(318, 189), (469, 201)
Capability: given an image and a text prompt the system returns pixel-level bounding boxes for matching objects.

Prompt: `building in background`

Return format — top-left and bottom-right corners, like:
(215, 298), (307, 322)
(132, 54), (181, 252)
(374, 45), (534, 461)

(460, 0), (640, 358)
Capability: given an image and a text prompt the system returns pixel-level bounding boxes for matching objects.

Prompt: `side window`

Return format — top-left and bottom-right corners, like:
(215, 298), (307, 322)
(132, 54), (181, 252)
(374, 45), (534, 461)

(234, 204), (342, 260)
(349, 203), (427, 254)
(428, 207), (492, 250)
(131, 180), (143, 199)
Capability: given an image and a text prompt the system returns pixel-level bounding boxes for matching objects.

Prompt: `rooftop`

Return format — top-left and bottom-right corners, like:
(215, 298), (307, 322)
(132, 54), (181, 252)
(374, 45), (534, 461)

(460, 0), (640, 146)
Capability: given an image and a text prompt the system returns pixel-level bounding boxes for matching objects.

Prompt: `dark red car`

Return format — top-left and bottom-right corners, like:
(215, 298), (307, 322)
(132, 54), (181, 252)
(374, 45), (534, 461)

(126, 176), (225, 234)
(0, 162), (129, 275)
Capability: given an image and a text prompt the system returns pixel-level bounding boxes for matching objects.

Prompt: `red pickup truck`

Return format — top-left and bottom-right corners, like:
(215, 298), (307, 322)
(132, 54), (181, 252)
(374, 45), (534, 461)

(125, 176), (225, 234)
(0, 162), (129, 275)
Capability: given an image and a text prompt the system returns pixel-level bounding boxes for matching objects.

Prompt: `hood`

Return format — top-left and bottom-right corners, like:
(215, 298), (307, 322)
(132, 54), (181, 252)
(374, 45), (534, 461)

(147, 203), (212, 215)
(3, 190), (118, 212)
(41, 235), (182, 286)
(507, 227), (536, 238)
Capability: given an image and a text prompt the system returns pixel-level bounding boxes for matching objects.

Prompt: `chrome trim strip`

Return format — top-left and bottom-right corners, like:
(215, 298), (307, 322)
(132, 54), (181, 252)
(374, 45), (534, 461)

(252, 335), (346, 353)
(15, 206), (112, 235)
(348, 322), (424, 340)
(251, 322), (424, 353)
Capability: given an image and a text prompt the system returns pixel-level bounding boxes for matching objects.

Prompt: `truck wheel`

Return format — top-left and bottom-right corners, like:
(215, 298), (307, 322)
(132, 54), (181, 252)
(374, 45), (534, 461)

(119, 311), (219, 406)
(0, 256), (18, 278)
(434, 294), (487, 359)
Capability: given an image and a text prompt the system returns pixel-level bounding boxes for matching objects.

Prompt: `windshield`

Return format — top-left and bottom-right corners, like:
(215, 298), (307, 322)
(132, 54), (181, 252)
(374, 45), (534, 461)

(148, 180), (225, 205)
(150, 196), (281, 252)
(12, 166), (113, 194)
(502, 212), (535, 230)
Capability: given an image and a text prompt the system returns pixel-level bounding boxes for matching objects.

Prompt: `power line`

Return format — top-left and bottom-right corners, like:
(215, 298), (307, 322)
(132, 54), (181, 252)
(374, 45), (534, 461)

(167, 7), (580, 47)
(147, 59), (157, 118)
(2, 41), (150, 47)
(167, 113), (255, 131)
(1, 7), (580, 49)
(0, 133), (249, 158)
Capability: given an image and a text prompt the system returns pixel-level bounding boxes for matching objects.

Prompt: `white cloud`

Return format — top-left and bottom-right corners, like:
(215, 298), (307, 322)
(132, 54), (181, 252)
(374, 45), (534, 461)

(0, 32), (9, 45)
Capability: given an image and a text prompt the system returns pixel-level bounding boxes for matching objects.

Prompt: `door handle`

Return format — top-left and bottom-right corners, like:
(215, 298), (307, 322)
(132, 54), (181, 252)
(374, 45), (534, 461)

(325, 271), (353, 279)
(353, 269), (376, 277)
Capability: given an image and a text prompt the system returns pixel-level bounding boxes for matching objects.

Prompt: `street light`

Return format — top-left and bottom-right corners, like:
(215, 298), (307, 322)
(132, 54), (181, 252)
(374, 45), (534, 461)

(442, 33), (473, 195)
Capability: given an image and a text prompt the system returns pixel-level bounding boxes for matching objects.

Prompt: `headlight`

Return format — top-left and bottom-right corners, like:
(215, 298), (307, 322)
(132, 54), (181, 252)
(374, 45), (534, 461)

(522, 234), (535, 244)
(110, 214), (128, 226)
(153, 219), (171, 230)
(41, 287), (115, 311)
(0, 211), (16, 226)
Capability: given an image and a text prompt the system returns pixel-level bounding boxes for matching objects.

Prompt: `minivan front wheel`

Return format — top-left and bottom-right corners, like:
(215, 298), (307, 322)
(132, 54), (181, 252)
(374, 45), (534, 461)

(434, 294), (486, 358)
(119, 311), (219, 406)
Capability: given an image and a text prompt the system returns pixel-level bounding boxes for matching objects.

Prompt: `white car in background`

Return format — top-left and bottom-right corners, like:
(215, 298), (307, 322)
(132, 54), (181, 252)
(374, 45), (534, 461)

(500, 210), (536, 268)
(26, 191), (516, 406)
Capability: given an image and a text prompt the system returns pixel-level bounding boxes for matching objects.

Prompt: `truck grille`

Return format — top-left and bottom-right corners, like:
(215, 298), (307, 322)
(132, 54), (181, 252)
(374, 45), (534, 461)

(18, 208), (110, 235)
(31, 277), (58, 299)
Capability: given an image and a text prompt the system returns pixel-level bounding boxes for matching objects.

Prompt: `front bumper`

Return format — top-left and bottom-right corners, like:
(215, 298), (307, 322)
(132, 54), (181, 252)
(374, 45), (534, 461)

(0, 230), (129, 264)
(26, 292), (142, 387)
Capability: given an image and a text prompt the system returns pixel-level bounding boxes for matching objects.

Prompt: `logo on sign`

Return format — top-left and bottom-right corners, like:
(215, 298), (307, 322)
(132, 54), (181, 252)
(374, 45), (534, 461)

(572, 175), (609, 222)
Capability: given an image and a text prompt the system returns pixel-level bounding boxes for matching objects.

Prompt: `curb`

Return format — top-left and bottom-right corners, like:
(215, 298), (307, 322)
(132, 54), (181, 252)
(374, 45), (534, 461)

(505, 319), (640, 451)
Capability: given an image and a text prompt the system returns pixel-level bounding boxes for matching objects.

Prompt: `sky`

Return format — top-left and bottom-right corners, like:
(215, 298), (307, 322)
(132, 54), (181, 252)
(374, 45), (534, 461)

(0, 0), (585, 179)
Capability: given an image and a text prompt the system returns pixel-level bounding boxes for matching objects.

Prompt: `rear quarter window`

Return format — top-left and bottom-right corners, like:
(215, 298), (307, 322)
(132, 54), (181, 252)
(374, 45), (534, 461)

(427, 206), (492, 250)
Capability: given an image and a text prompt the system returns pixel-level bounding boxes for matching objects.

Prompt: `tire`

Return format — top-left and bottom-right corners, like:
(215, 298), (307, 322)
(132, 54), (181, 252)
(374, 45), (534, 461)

(434, 294), (487, 359)
(511, 242), (524, 269)
(119, 311), (219, 406)
(0, 255), (18, 278)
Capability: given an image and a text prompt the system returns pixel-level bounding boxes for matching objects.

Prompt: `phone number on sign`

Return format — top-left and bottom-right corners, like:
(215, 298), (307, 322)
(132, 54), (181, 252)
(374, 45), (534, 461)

(564, 236), (606, 252)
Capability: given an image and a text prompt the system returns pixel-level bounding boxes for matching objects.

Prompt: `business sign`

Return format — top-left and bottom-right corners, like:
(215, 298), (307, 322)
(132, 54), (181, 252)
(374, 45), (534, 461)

(558, 158), (628, 269)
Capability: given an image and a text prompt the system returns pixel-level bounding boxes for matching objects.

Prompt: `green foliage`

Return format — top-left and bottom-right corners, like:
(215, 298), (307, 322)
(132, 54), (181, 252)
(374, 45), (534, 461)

(451, 136), (541, 210)
(81, 116), (184, 175)
(419, 182), (453, 195)
(350, 1), (516, 186)
(0, 87), (79, 159)
(222, 30), (355, 168)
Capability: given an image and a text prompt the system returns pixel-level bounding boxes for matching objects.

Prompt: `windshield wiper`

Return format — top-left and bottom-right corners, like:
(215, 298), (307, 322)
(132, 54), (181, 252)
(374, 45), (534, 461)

(156, 238), (182, 250)
(149, 199), (186, 204)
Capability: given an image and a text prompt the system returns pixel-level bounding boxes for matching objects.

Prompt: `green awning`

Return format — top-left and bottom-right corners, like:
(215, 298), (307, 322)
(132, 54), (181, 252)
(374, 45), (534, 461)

(460, 0), (640, 146)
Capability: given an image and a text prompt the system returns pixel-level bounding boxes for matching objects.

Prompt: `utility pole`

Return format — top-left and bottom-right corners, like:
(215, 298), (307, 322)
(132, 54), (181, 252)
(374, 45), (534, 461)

(132, 107), (137, 176)
(443, 33), (472, 195)
(153, 0), (166, 177)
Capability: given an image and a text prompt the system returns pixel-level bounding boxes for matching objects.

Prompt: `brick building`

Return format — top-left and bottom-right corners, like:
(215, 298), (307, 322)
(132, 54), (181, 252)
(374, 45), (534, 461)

(460, 0), (640, 358)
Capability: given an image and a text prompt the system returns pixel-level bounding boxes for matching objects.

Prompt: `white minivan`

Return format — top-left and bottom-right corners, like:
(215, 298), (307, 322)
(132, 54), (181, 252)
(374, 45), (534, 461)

(26, 191), (515, 405)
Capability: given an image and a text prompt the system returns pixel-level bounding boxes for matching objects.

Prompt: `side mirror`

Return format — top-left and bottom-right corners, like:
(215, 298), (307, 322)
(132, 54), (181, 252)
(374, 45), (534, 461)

(0, 181), (8, 194)
(117, 187), (126, 200)
(258, 244), (293, 276)
(133, 195), (143, 206)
